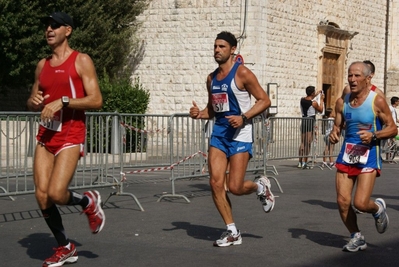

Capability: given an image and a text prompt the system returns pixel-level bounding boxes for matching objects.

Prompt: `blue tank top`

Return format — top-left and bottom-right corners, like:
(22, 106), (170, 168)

(210, 62), (252, 142)
(336, 91), (382, 169)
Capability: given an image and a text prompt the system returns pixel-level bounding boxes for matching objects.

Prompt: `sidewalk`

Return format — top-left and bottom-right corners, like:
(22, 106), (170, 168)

(1, 160), (399, 267)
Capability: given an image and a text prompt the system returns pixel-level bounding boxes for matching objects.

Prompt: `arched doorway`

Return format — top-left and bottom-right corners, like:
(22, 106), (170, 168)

(317, 23), (358, 111)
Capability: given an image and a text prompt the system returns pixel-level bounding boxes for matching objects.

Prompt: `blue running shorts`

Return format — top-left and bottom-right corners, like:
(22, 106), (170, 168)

(210, 135), (252, 158)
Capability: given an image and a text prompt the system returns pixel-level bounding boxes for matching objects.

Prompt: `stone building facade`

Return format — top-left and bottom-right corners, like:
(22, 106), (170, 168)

(133, 0), (399, 117)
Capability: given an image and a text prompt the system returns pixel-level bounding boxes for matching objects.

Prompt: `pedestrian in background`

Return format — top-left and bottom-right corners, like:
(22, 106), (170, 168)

(322, 107), (335, 168)
(298, 86), (324, 169)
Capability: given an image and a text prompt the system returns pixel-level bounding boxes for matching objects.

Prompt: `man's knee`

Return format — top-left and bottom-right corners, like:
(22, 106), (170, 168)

(35, 189), (48, 204)
(47, 188), (68, 204)
(228, 187), (245, 195)
(352, 199), (369, 212)
(337, 194), (351, 210)
(210, 177), (225, 191)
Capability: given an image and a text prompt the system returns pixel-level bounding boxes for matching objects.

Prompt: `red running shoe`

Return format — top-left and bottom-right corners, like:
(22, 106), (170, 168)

(82, 190), (105, 234)
(42, 242), (78, 267)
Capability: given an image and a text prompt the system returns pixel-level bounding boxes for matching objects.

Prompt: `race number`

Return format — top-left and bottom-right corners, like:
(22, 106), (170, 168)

(342, 142), (370, 164)
(212, 93), (230, 113)
(39, 111), (63, 132)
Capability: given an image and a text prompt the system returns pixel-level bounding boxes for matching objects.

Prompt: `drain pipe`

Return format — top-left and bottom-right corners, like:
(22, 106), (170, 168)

(384, 0), (390, 94)
(236, 0), (248, 54)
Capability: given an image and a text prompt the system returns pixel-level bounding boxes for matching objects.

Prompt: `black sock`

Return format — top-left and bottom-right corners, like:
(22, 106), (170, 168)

(42, 205), (68, 247)
(67, 190), (89, 208)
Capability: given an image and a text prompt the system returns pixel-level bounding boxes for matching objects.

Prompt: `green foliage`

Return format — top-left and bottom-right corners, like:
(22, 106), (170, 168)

(0, 0), (148, 91)
(99, 73), (150, 114)
(0, 0), (46, 89)
(88, 74), (150, 153)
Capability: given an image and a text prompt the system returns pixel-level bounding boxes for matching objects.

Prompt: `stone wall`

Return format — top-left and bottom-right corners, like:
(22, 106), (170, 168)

(133, 0), (393, 117)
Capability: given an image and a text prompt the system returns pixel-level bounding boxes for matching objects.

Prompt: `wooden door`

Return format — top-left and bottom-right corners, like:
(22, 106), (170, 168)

(322, 52), (340, 109)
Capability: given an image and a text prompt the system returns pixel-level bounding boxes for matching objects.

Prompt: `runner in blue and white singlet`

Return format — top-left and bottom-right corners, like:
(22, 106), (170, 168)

(329, 61), (397, 252)
(211, 61), (252, 142)
(189, 31), (273, 247)
(336, 91), (382, 169)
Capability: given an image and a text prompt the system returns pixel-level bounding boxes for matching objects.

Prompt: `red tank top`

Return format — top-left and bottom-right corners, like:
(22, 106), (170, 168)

(36, 50), (86, 145)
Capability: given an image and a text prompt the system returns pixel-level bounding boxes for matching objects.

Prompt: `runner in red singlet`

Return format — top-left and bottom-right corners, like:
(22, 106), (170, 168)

(26, 12), (104, 267)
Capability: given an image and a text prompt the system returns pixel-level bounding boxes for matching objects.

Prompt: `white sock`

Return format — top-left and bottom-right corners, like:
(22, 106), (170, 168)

(64, 242), (71, 249)
(226, 223), (238, 235)
(350, 232), (361, 238)
(256, 182), (264, 194)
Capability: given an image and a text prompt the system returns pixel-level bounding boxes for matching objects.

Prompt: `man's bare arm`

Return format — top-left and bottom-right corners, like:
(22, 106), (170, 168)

(340, 84), (350, 100)
(69, 53), (103, 110)
(236, 65), (271, 119)
(329, 98), (344, 144)
(190, 74), (214, 120)
(26, 59), (47, 111)
(374, 96), (397, 139)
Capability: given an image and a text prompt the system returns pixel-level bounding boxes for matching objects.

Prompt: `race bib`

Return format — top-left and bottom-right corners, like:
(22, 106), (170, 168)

(39, 111), (63, 132)
(212, 93), (230, 113)
(342, 142), (370, 164)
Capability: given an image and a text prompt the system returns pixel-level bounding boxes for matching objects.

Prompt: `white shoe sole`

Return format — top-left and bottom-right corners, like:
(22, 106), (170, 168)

(214, 238), (242, 247)
(343, 243), (367, 252)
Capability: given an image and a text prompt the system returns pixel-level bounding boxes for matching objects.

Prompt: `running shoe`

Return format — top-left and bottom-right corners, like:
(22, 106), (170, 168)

(342, 234), (367, 252)
(82, 190), (105, 234)
(374, 198), (389, 234)
(302, 163), (311, 169)
(257, 176), (275, 213)
(42, 242), (78, 267)
(297, 162), (302, 168)
(213, 230), (242, 247)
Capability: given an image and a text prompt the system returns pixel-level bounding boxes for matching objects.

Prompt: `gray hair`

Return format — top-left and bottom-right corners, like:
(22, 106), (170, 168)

(349, 61), (372, 77)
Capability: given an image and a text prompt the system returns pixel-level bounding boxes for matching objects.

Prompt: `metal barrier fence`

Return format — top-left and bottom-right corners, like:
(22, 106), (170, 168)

(267, 117), (344, 171)
(119, 113), (282, 203)
(1, 112), (346, 210)
(0, 112), (143, 208)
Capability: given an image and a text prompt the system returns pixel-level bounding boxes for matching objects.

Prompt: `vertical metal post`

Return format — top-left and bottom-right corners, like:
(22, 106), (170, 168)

(27, 116), (35, 157)
(111, 113), (120, 154)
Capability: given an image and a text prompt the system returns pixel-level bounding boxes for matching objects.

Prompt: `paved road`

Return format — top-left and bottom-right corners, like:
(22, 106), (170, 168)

(2, 160), (399, 267)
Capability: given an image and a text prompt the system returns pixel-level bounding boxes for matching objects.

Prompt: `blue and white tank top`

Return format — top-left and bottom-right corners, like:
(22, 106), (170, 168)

(211, 62), (252, 142)
(336, 91), (382, 169)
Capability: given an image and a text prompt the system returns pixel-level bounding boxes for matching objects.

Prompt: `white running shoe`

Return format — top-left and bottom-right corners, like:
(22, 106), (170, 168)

(213, 230), (242, 247)
(297, 162), (302, 168)
(342, 234), (367, 252)
(374, 198), (389, 234)
(257, 176), (275, 213)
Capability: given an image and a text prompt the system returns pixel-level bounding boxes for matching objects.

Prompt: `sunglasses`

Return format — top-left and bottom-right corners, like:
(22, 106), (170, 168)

(45, 21), (67, 30)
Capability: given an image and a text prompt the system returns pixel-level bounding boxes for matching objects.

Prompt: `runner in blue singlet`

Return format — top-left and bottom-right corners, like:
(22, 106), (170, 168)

(189, 31), (273, 247)
(329, 61), (397, 252)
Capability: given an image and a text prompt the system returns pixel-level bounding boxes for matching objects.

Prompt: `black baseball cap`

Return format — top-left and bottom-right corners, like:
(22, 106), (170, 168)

(41, 12), (74, 28)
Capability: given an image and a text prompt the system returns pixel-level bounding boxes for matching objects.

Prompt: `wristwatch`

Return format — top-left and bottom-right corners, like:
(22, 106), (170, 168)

(241, 114), (248, 124)
(371, 132), (378, 141)
(62, 96), (69, 107)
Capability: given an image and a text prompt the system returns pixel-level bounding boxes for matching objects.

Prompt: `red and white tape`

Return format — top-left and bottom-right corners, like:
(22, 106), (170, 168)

(120, 150), (208, 182)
